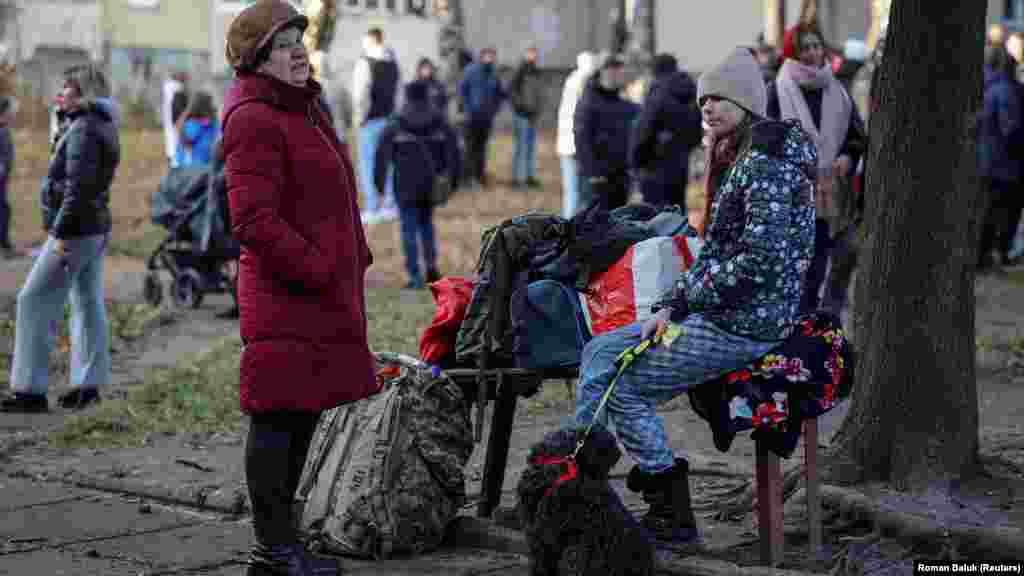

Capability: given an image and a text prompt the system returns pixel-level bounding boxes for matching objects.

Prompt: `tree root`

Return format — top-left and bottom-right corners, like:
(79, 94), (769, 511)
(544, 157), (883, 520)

(817, 484), (1024, 563)
(715, 464), (805, 521)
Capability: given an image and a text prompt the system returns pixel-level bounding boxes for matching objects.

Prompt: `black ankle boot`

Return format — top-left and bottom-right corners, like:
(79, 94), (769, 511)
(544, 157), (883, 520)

(245, 543), (342, 576)
(626, 458), (699, 545)
(0, 393), (49, 413)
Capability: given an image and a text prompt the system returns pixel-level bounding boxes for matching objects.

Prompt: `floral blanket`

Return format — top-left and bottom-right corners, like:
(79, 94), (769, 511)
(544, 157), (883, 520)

(687, 312), (854, 458)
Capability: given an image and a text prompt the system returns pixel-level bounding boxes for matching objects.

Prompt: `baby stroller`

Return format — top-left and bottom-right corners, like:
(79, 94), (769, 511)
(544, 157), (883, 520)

(144, 164), (239, 310)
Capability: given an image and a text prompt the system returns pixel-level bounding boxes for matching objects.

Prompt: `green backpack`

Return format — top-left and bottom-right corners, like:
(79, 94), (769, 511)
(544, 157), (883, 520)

(296, 352), (473, 559)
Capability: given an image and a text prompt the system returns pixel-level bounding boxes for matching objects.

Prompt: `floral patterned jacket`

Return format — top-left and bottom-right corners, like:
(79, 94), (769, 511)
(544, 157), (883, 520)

(669, 119), (817, 342)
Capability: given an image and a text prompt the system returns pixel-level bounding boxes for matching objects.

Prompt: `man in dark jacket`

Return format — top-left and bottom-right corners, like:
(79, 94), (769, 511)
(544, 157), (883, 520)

(459, 46), (505, 187)
(375, 81), (460, 289)
(416, 57), (449, 116)
(629, 53), (702, 208)
(979, 45), (1023, 271)
(509, 46), (544, 188)
(574, 54), (640, 211)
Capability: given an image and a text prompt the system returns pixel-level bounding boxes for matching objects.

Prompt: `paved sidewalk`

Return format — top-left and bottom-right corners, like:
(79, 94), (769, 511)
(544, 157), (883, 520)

(0, 474), (535, 575)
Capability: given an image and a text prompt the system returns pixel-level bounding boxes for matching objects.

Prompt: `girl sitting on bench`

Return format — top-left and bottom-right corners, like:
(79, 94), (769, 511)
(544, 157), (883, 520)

(574, 46), (818, 547)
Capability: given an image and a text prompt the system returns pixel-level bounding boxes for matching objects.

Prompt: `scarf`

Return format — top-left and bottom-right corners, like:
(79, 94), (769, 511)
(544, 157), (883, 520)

(775, 59), (851, 170)
(698, 119), (750, 237)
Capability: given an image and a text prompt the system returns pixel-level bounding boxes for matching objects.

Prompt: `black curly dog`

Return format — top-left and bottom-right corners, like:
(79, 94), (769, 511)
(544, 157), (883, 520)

(516, 425), (655, 576)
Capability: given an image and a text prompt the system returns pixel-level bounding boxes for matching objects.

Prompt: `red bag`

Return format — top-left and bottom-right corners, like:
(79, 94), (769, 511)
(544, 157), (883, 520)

(419, 277), (475, 364)
(583, 235), (703, 336)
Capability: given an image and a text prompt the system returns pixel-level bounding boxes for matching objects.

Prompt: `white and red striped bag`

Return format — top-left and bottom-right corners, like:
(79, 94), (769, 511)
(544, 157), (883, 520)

(580, 235), (704, 336)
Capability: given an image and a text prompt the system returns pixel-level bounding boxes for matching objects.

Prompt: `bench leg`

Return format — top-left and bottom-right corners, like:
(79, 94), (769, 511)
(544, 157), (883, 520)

(804, 419), (821, 560)
(756, 439), (784, 566)
(476, 372), (520, 518)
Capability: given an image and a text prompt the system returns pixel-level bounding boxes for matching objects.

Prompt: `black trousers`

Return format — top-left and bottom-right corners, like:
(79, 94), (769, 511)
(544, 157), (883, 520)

(821, 223), (859, 314)
(979, 179), (1020, 265)
(246, 410), (320, 546)
(464, 121), (493, 184)
(800, 218), (834, 313)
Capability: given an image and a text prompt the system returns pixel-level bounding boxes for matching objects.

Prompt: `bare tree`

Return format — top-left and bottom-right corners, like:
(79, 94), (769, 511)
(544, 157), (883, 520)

(828, 0), (986, 489)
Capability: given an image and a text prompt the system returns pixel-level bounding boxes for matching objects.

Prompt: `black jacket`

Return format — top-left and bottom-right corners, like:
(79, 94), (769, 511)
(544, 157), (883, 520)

(42, 99), (120, 238)
(374, 101), (460, 209)
(629, 71), (702, 206)
(509, 60), (544, 119)
(574, 76), (641, 180)
(422, 78), (450, 116)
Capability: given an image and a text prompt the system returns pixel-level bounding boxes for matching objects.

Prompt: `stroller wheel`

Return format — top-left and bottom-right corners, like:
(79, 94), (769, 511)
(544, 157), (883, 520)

(143, 273), (163, 307)
(172, 270), (204, 309)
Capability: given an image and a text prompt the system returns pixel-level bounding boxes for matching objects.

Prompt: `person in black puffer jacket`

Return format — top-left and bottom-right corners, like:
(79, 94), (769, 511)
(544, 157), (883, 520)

(2, 64), (120, 414)
(574, 53), (640, 211)
(375, 80), (460, 289)
(629, 53), (702, 208)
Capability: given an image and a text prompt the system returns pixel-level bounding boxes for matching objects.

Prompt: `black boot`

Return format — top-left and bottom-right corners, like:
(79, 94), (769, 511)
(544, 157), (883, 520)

(245, 543), (342, 575)
(626, 458), (699, 545)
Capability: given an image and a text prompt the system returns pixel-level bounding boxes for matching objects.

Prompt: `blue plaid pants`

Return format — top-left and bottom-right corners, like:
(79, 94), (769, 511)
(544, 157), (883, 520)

(574, 314), (779, 473)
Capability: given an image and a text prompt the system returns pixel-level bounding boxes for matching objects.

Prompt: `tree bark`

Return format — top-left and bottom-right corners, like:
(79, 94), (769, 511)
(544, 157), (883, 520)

(830, 0), (985, 489)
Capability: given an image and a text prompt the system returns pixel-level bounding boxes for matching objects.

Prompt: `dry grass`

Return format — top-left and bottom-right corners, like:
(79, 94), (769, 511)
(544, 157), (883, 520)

(49, 286), (436, 449)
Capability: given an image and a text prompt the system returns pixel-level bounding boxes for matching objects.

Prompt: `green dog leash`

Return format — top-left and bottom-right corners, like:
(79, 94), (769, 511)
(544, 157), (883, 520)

(572, 322), (683, 460)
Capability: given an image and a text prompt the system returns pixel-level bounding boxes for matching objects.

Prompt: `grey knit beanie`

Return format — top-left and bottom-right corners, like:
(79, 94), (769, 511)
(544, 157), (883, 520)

(697, 47), (766, 117)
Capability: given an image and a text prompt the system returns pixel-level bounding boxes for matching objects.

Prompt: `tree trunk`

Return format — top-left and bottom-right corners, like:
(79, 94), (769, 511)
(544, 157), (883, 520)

(829, 0), (985, 490)
(437, 0), (464, 117)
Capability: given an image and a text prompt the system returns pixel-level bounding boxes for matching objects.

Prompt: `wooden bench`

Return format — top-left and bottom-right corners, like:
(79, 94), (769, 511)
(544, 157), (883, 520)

(444, 366), (823, 567)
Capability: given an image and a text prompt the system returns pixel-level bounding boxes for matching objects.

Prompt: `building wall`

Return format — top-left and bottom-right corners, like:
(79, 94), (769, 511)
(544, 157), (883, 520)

(8, 1), (103, 103)
(103, 0), (211, 52)
(18, 1), (103, 62)
(655, 0), (764, 75)
(462, 0), (618, 70)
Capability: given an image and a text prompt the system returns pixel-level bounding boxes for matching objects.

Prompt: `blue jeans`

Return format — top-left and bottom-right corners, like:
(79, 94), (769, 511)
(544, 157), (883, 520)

(10, 234), (111, 396)
(358, 118), (395, 215)
(560, 155), (580, 219)
(399, 205), (437, 282)
(574, 315), (777, 473)
(512, 114), (536, 184)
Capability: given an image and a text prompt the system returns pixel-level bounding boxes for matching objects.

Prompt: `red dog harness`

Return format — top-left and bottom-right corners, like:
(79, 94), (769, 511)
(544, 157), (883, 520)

(530, 456), (579, 498)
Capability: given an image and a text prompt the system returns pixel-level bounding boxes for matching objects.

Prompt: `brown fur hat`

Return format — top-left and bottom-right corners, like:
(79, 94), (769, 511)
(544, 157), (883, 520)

(226, 0), (309, 72)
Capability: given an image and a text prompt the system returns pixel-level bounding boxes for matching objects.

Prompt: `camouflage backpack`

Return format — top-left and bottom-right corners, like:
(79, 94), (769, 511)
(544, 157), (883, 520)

(296, 352), (473, 559)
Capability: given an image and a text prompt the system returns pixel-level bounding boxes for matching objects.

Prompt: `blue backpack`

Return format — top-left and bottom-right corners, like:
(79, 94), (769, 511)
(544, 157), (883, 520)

(511, 279), (592, 371)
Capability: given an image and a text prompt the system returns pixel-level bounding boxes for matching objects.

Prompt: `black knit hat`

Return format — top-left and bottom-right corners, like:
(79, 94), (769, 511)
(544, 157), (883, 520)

(652, 53), (678, 77)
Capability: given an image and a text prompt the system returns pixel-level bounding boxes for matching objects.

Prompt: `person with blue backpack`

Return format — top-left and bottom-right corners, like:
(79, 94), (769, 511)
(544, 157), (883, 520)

(374, 80), (460, 289)
(174, 91), (219, 167)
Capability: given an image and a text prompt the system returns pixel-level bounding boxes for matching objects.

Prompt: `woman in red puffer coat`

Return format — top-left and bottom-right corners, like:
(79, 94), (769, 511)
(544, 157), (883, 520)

(221, 1), (376, 573)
